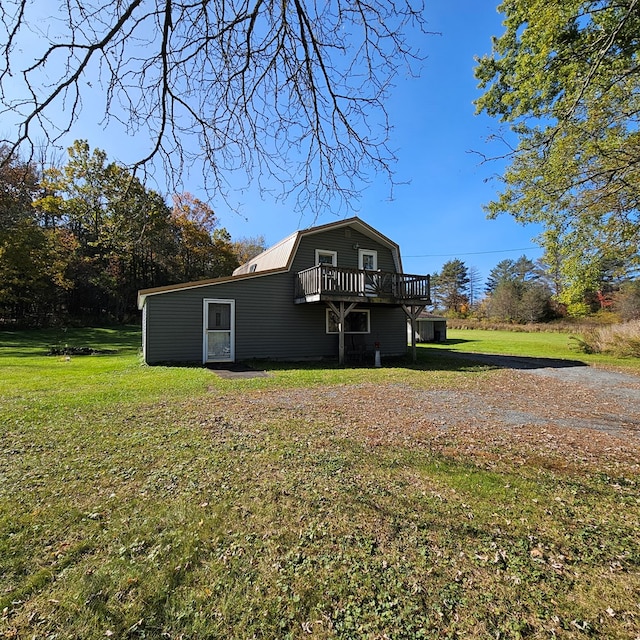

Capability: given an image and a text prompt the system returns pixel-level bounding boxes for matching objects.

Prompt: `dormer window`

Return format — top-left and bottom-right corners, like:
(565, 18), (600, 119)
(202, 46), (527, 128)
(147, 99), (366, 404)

(315, 249), (337, 267)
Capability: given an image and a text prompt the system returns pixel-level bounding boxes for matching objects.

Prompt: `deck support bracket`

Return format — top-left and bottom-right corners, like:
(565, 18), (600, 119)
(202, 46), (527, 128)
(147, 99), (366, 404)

(327, 301), (357, 365)
(401, 304), (427, 363)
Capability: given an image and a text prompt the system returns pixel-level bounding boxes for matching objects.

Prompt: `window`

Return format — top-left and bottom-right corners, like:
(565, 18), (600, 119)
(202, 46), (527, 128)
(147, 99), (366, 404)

(315, 249), (337, 266)
(326, 309), (370, 334)
(358, 248), (378, 271)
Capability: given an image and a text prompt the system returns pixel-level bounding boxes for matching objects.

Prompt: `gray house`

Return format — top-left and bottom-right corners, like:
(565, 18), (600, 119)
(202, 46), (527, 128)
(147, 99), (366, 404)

(137, 217), (430, 365)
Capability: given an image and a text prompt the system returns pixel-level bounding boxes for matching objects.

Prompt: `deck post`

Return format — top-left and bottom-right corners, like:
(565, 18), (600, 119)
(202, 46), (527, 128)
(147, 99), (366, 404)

(402, 304), (426, 363)
(327, 301), (356, 365)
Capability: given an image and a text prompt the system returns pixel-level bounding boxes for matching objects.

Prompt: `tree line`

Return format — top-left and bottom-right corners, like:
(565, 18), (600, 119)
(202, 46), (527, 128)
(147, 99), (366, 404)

(431, 257), (640, 323)
(1, 1), (638, 310)
(0, 141), (265, 326)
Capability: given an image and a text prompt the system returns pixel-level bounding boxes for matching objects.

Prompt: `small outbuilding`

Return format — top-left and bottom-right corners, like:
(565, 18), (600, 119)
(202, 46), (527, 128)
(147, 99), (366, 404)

(411, 315), (447, 343)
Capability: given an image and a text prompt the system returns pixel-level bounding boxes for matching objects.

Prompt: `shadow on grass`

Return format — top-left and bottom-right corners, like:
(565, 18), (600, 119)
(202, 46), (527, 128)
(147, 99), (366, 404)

(420, 345), (588, 371)
(4, 327), (587, 374)
(239, 343), (588, 375)
(149, 343), (588, 375)
(0, 325), (142, 357)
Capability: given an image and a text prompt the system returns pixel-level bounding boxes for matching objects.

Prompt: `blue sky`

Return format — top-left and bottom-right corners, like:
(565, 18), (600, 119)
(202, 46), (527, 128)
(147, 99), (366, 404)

(1, 1), (545, 288)
(216, 1), (544, 285)
(342, 0), (544, 284)
(221, 0), (544, 285)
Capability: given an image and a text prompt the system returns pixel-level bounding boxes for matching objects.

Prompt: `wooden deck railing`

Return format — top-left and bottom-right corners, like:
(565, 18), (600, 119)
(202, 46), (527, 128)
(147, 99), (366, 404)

(294, 265), (430, 302)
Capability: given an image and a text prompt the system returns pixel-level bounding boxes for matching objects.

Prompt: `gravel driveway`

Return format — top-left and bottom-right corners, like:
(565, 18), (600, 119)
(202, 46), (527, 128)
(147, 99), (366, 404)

(435, 351), (640, 435)
(210, 352), (640, 474)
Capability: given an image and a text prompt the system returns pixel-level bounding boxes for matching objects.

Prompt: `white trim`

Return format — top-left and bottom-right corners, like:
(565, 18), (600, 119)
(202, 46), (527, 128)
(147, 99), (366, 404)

(358, 248), (378, 271)
(358, 249), (379, 296)
(326, 308), (370, 334)
(203, 299), (235, 363)
(138, 269), (279, 309)
(141, 302), (147, 362)
(315, 249), (337, 266)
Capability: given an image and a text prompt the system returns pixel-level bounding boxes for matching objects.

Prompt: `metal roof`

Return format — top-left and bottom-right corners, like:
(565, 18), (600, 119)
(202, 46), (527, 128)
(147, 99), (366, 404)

(232, 231), (298, 275)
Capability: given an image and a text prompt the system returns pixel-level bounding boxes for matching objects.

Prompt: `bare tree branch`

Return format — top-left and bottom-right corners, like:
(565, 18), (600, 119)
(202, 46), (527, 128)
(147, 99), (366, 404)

(0, 0), (430, 213)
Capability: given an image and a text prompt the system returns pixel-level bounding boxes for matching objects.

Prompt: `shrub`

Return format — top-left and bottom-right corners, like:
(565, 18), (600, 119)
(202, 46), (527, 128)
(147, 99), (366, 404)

(572, 320), (640, 357)
(566, 302), (591, 318)
(614, 281), (640, 321)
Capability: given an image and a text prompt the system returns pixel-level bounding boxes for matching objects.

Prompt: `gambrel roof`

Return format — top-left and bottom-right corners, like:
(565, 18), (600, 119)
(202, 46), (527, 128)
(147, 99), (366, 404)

(232, 231), (299, 275)
(233, 217), (403, 275)
(137, 216), (402, 309)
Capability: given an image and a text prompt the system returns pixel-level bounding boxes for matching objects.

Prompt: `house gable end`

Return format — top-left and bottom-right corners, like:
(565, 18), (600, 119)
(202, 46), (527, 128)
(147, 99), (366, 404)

(231, 217), (402, 277)
(291, 225), (398, 273)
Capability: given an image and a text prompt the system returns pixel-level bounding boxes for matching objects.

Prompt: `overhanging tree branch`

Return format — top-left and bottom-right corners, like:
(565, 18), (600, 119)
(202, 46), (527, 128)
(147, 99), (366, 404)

(0, 0), (430, 214)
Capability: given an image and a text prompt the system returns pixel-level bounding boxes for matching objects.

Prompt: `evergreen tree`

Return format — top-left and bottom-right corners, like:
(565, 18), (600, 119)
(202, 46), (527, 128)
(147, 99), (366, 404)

(485, 259), (518, 294)
(432, 259), (470, 314)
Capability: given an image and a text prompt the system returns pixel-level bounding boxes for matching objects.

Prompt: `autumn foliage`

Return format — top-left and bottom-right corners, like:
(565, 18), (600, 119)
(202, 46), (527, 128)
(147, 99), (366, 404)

(0, 142), (252, 326)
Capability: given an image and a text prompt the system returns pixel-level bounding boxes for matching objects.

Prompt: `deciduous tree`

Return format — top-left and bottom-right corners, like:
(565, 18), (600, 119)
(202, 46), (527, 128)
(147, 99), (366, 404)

(614, 280), (640, 320)
(0, 0), (429, 213)
(35, 141), (240, 320)
(232, 235), (268, 265)
(467, 265), (482, 309)
(0, 148), (77, 323)
(475, 0), (640, 303)
(169, 193), (239, 282)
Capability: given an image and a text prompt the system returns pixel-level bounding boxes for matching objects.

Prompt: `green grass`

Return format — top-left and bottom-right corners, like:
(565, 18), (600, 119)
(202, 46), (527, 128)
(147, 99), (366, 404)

(1, 327), (639, 638)
(430, 328), (640, 370)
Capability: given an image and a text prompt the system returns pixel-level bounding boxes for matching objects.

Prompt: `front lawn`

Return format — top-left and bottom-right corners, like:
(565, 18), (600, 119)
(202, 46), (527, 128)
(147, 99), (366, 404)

(1, 327), (638, 639)
(431, 327), (640, 371)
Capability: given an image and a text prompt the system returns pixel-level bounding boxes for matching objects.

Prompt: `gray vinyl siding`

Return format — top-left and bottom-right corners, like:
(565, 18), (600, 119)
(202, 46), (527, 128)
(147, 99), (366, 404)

(144, 272), (333, 364)
(144, 289), (204, 363)
(144, 280), (408, 364)
(143, 226), (408, 364)
(364, 306), (407, 355)
(291, 228), (397, 273)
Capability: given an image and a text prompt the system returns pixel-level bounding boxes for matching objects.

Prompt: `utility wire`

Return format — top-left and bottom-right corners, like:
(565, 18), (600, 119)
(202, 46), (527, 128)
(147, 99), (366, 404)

(405, 246), (539, 258)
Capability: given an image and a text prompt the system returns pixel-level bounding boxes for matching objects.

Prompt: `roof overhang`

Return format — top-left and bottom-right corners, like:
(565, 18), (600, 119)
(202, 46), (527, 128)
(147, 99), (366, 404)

(137, 267), (286, 309)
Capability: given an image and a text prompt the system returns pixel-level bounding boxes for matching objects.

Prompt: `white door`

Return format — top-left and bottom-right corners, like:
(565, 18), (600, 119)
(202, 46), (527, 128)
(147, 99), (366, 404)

(358, 249), (378, 295)
(203, 299), (235, 363)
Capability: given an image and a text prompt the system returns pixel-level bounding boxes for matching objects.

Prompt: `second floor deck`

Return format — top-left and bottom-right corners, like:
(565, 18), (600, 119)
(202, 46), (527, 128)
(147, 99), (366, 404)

(294, 265), (431, 305)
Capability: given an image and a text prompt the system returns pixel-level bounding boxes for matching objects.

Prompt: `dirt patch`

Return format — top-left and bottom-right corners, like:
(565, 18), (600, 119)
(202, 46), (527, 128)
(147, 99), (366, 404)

(443, 350), (640, 395)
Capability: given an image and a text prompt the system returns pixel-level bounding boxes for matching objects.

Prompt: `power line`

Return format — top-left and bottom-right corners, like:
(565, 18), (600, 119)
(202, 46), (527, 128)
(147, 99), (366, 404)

(405, 246), (539, 258)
